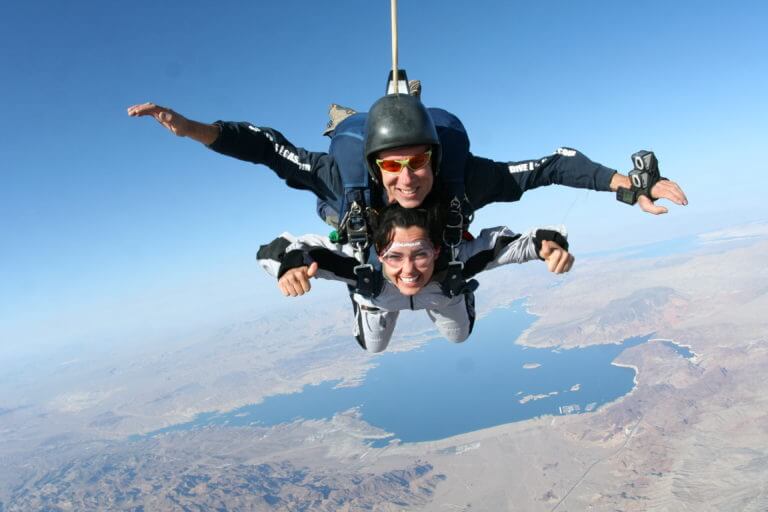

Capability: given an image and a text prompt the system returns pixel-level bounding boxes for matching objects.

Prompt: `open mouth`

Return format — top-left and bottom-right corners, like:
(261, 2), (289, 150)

(399, 274), (422, 287)
(397, 187), (419, 197)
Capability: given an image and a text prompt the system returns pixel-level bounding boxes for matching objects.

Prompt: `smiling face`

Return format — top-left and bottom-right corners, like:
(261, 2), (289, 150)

(378, 225), (438, 296)
(377, 145), (435, 208)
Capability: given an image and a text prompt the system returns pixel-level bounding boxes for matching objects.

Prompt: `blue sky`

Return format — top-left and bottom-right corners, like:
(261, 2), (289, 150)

(1, 1), (766, 358)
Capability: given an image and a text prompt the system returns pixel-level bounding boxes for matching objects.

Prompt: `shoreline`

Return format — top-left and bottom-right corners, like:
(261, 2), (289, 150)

(649, 337), (701, 360)
(133, 301), (651, 446)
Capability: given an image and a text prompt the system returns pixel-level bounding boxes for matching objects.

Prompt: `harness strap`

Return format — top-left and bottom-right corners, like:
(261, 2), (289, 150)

(340, 201), (376, 297)
(440, 196), (474, 297)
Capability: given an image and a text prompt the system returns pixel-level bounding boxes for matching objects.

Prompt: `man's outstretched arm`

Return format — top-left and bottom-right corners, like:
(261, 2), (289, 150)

(128, 102), (343, 205)
(465, 148), (688, 215)
(127, 103), (220, 145)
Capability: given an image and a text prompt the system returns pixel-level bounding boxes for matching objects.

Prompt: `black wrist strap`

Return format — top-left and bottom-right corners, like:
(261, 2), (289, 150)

(617, 175), (668, 205)
(535, 229), (569, 259)
(277, 250), (308, 279)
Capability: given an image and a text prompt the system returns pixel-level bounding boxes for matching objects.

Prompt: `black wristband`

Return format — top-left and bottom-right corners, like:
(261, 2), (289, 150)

(277, 250), (308, 279)
(535, 229), (569, 259)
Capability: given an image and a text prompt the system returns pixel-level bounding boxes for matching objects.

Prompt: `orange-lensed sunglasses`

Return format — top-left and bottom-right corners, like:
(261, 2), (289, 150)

(375, 149), (432, 174)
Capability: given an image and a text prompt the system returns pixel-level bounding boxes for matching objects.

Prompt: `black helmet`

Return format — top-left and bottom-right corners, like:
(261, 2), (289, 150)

(364, 94), (441, 184)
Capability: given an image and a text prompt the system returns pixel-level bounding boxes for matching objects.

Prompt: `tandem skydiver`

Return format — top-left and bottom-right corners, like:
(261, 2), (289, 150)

(127, 90), (687, 300)
(258, 200), (573, 352)
(126, 94), (688, 230)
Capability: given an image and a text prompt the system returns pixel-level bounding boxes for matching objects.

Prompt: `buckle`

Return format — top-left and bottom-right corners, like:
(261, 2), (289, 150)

(354, 263), (374, 285)
(344, 202), (369, 248)
(353, 264), (375, 296)
(354, 263), (374, 277)
(443, 204), (464, 247)
(442, 261), (466, 297)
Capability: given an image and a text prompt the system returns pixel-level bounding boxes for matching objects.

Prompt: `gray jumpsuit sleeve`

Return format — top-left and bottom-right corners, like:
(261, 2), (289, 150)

(256, 233), (399, 353)
(425, 225), (567, 343)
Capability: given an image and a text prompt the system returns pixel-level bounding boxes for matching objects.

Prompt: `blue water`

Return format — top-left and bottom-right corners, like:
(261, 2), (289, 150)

(141, 301), (648, 443)
(661, 340), (695, 359)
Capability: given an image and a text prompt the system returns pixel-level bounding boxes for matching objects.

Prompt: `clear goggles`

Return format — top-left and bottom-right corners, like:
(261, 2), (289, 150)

(379, 239), (437, 268)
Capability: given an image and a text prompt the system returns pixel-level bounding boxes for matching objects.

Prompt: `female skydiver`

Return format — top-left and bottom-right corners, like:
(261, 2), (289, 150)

(257, 200), (573, 353)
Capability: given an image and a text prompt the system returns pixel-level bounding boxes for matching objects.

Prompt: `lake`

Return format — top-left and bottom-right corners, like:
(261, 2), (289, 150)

(143, 300), (651, 443)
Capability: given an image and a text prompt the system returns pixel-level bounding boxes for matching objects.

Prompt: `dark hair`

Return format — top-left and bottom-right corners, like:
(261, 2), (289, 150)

(372, 197), (446, 254)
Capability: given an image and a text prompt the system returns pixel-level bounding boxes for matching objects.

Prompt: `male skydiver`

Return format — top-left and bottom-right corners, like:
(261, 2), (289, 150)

(126, 97), (687, 220)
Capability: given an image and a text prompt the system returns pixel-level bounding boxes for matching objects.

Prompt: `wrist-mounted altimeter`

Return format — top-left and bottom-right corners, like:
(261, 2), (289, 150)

(616, 150), (666, 205)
